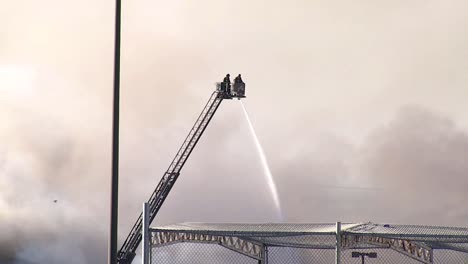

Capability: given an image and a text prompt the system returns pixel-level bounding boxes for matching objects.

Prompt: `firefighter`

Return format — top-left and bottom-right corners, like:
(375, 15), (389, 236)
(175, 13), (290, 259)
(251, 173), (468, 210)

(234, 74), (243, 84)
(223, 74), (231, 94)
(223, 73), (231, 84)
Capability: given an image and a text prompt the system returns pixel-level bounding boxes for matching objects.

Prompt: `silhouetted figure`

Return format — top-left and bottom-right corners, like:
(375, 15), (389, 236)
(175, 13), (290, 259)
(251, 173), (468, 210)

(234, 74), (243, 84)
(223, 74), (231, 94)
(223, 73), (231, 85)
(232, 74), (246, 97)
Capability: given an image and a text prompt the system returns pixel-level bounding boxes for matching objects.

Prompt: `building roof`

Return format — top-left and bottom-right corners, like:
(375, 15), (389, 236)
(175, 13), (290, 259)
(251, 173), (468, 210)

(152, 222), (354, 235)
(151, 222), (468, 252)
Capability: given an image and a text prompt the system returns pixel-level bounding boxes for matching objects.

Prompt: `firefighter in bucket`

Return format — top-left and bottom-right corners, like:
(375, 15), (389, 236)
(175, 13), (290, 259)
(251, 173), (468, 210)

(217, 73), (245, 98)
(232, 74), (245, 98)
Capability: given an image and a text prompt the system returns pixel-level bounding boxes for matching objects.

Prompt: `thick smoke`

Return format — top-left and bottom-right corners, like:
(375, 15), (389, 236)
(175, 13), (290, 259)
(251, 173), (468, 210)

(274, 105), (468, 226)
(359, 106), (468, 225)
(0, 86), (109, 263)
(3, 93), (468, 263)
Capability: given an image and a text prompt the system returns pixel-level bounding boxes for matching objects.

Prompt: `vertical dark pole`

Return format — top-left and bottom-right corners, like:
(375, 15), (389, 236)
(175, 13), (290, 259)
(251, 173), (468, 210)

(109, 0), (121, 264)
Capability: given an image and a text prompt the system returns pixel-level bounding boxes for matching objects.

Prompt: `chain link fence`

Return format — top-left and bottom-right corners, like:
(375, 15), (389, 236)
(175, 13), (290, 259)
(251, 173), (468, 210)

(150, 244), (468, 264)
(148, 222), (468, 264)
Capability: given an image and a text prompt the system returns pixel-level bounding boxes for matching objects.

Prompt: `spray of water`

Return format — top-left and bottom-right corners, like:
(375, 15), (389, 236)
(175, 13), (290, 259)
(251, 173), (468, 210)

(240, 101), (282, 218)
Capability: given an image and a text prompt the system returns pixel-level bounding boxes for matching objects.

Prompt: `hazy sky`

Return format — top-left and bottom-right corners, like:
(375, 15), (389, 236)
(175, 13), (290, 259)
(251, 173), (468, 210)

(1, 1), (468, 263)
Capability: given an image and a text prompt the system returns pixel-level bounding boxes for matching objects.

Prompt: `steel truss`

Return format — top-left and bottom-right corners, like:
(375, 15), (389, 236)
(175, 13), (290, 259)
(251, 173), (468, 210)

(150, 231), (265, 261)
(147, 222), (468, 263)
(150, 232), (434, 263)
(342, 235), (433, 263)
(150, 232), (433, 264)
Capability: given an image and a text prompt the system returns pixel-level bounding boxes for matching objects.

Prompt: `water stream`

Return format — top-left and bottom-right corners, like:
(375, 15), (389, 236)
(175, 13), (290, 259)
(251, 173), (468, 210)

(240, 101), (283, 220)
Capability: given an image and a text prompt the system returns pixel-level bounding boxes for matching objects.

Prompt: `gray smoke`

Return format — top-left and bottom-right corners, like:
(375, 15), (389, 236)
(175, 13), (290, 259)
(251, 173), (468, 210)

(274, 105), (468, 226)
(3, 91), (468, 263)
(358, 106), (468, 225)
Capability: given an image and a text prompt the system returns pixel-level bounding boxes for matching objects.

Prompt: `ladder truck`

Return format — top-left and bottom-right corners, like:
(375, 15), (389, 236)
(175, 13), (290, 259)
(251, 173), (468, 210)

(117, 78), (246, 264)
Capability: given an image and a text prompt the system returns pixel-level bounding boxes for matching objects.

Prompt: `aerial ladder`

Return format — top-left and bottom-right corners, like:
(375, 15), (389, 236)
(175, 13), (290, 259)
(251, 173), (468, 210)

(117, 78), (246, 264)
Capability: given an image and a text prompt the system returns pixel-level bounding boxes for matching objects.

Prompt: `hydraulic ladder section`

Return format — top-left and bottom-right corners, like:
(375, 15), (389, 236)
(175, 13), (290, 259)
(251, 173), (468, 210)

(117, 89), (230, 264)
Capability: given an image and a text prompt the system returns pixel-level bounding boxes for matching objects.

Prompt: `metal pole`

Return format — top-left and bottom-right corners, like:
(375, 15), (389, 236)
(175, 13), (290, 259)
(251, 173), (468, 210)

(259, 245), (268, 264)
(142, 203), (150, 264)
(336, 222), (341, 264)
(109, 1), (121, 264)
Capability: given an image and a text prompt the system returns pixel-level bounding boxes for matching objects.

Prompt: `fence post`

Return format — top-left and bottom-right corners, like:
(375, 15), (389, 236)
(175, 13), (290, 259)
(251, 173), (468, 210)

(259, 245), (268, 264)
(336, 222), (341, 264)
(142, 202), (150, 264)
